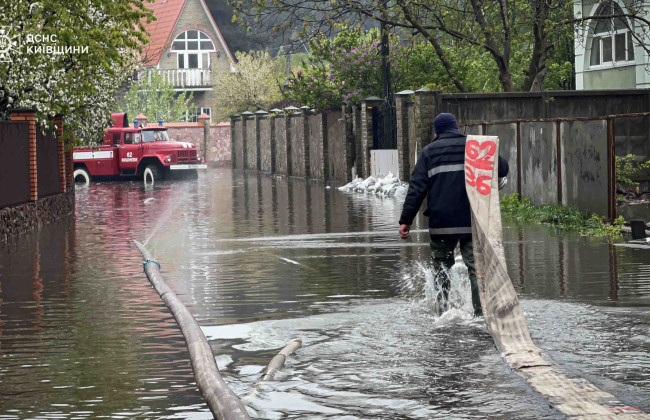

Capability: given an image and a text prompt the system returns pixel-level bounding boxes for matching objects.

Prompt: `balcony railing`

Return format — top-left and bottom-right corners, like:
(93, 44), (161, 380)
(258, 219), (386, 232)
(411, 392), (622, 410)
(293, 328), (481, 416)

(138, 68), (212, 89)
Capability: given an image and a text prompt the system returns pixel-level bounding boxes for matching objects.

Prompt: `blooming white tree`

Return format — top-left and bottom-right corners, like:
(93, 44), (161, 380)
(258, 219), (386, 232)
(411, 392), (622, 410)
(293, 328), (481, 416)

(0, 0), (153, 143)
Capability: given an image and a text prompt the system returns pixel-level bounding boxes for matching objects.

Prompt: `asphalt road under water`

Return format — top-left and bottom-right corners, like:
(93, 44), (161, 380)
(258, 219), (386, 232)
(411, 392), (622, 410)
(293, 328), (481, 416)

(0, 168), (648, 418)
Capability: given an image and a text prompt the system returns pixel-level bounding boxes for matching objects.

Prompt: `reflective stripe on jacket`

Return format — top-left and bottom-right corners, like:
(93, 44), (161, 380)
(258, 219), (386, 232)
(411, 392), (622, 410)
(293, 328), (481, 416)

(398, 131), (509, 239)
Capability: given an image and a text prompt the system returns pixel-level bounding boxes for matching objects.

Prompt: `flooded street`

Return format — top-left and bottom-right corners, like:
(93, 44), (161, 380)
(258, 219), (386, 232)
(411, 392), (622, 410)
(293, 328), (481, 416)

(0, 168), (648, 418)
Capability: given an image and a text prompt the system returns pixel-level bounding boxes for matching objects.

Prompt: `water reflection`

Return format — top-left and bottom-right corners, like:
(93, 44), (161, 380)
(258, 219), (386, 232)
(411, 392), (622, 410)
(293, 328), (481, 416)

(0, 169), (648, 418)
(502, 224), (649, 305)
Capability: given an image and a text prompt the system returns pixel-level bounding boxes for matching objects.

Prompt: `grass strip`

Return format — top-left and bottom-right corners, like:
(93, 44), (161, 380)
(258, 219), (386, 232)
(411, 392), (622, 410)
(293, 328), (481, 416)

(500, 193), (625, 239)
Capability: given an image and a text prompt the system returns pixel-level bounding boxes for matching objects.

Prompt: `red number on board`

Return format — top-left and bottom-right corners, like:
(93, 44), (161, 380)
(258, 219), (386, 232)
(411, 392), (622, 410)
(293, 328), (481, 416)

(465, 139), (496, 196)
(465, 140), (496, 171)
(465, 166), (492, 195)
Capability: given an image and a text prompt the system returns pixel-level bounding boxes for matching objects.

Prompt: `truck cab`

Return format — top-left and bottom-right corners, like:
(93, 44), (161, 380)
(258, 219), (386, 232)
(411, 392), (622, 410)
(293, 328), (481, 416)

(73, 112), (206, 184)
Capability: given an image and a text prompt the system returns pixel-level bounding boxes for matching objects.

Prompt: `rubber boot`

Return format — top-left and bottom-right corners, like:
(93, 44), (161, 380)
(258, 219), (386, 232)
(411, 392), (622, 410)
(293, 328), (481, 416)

(469, 275), (482, 317)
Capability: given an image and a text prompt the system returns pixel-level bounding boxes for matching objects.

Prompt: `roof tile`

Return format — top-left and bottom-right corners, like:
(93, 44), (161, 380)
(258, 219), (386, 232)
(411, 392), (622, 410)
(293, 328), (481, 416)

(141, 0), (186, 65)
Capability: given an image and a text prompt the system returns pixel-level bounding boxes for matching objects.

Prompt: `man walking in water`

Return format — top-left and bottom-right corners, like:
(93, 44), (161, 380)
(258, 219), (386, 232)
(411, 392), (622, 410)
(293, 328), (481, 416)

(398, 113), (509, 316)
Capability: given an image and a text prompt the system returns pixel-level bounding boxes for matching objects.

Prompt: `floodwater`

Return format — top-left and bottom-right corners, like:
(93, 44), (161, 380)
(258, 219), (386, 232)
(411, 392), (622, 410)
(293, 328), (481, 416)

(0, 168), (648, 419)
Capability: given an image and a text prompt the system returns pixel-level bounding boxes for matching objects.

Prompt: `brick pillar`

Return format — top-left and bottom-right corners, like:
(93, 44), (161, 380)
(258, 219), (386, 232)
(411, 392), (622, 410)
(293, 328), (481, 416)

(197, 113), (210, 165)
(10, 109), (37, 201)
(135, 113), (148, 128)
(351, 105), (362, 178)
(269, 110), (280, 173)
(360, 97), (383, 178)
(241, 111), (253, 170)
(285, 107), (298, 176)
(395, 90), (414, 182)
(230, 115), (238, 169)
(342, 106), (355, 182)
(255, 110), (268, 171)
(414, 88), (438, 159)
(53, 115), (66, 193)
(66, 148), (73, 189)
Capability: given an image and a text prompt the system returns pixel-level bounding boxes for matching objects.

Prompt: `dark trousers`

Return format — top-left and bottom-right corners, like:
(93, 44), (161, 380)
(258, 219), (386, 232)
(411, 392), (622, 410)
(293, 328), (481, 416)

(429, 237), (482, 316)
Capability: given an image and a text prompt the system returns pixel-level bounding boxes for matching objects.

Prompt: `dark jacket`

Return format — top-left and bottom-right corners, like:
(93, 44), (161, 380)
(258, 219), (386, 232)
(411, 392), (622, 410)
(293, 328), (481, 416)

(398, 131), (509, 239)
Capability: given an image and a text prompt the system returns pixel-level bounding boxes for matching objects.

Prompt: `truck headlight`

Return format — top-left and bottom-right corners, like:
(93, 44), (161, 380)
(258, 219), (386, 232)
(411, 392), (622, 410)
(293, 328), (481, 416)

(164, 155), (173, 163)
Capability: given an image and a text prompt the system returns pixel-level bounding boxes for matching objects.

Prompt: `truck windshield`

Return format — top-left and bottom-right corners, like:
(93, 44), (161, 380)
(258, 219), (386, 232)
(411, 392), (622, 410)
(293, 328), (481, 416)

(142, 130), (169, 143)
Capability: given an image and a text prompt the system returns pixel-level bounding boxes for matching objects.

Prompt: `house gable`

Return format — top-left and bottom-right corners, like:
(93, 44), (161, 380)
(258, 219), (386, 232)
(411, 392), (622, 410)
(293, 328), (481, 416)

(142, 0), (234, 68)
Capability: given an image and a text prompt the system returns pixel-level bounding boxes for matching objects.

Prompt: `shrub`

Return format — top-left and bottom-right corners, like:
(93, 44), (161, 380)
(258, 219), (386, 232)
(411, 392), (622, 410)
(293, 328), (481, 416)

(500, 193), (623, 238)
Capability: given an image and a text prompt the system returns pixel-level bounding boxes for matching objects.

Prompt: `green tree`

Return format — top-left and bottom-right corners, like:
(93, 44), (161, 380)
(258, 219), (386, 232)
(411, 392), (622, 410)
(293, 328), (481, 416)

(122, 71), (196, 123)
(281, 27), (529, 110)
(0, 0), (153, 143)
(231, 0), (650, 92)
(282, 28), (385, 110)
(616, 154), (650, 190)
(213, 50), (284, 120)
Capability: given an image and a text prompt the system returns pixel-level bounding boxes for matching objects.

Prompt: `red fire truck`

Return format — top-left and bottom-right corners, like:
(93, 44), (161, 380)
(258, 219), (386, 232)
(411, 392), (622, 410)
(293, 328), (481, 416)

(73, 112), (206, 184)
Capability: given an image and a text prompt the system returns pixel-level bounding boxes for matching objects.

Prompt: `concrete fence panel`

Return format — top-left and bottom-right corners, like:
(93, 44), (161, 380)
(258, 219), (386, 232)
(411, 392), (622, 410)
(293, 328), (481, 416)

(560, 120), (609, 218)
(259, 118), (272, 173)
(444, 94), (545, 122)
(289, 115), (306, 177)
(521, 122), (558, 206)
(327, 110), (348, 184)
(614, 115), (648, 158)
(461, 125), (483, 135)
(245, 117), (257, 170)
(274, 117), (288, 175)
(308, 114), (325, 180)
(485, 123), (518, 197)
(440, 90), (650, 122)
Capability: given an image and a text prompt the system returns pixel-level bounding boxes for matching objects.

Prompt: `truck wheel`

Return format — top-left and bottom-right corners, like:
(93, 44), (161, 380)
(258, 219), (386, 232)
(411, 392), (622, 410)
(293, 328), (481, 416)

(143, 164), (162, 185)
(73, 168), (90, 186)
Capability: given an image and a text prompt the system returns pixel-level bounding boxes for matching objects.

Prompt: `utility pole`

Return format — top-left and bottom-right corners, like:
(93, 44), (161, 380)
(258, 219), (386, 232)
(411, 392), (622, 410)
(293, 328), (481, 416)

(380, 0), (392, 103)
(379, 0), (397, 148)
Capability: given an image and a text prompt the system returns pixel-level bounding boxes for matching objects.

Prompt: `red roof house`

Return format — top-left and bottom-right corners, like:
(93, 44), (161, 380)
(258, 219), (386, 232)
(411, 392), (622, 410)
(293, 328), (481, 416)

(138, 0), (236, 121)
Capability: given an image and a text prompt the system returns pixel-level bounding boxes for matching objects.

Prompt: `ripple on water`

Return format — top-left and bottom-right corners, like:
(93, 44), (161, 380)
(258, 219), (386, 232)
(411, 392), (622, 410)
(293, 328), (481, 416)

(1, 170), (648, 418)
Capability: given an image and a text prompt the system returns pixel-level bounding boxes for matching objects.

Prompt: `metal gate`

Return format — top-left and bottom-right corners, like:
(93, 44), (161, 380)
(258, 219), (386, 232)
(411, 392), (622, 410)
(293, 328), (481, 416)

(372, 99), (397, 149)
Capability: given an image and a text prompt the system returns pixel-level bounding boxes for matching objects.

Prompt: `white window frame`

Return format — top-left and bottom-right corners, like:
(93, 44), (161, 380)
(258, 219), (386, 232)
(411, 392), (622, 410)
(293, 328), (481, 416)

(588, 2), (636, 70)
(185, 108), (212, 123)
(200, 107), (212, 122)
(171, 30), (216, 70)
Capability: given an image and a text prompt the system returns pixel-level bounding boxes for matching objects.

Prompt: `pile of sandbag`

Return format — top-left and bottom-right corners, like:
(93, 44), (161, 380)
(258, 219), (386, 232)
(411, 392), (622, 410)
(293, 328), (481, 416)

(337, 172), (409, 198)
